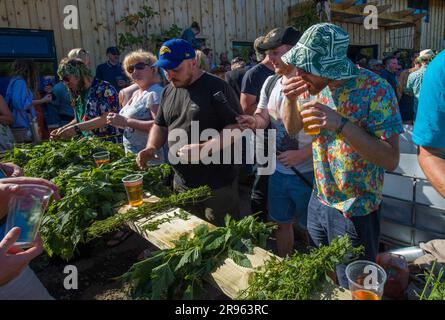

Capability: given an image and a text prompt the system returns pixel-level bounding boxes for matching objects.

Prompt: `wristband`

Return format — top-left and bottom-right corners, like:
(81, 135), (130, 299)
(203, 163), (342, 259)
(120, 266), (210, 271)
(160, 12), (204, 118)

(336, 117), (349, 135)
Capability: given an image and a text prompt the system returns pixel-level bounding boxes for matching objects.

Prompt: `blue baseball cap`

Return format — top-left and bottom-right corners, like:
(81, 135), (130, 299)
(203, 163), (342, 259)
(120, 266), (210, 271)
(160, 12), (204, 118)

(154, 39), (196, 70)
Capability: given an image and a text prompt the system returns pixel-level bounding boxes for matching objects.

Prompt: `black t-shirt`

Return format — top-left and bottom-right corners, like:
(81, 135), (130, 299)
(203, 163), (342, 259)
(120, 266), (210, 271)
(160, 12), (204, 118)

(155, 73), (242, 189)
(225, 67), (248, 99)
(240, 63), (274, 102)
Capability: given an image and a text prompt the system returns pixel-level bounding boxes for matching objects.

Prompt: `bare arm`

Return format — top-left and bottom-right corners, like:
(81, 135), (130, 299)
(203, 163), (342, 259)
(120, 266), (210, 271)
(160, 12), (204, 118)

(282, 97), (304, 135)
(146, 124), (168, 150)
(341, 121), (400, 171)
(240, 93), (258, 116)
(0, 96), (13, 126)
(418, 147), (445, 197)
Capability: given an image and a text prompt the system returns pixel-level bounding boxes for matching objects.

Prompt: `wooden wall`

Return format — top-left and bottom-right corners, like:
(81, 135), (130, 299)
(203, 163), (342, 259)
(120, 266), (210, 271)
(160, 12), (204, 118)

(0, 0), (444, 70)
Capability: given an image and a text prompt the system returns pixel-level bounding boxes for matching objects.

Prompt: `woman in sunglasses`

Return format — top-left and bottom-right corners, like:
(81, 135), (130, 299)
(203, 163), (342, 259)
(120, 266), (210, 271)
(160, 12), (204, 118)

(106, 50), (164, 158)
(50, 58), (120, 142)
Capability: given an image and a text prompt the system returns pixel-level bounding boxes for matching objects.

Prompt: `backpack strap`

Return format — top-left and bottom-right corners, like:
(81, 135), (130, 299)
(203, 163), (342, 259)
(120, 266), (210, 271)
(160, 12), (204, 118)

(264, 74), (282, 100)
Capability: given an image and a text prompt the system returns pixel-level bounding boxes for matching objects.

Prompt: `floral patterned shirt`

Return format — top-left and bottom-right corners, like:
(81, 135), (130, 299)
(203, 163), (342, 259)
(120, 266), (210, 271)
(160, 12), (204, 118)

(313, 68), (404, 217)
(74, 78), (120, 140)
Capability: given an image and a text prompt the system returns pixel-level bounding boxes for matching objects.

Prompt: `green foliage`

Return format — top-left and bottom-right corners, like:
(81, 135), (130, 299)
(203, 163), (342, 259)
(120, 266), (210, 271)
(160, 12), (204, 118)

(118, 215), (276, 300)
(290, 1), (319, 34)
(117, 5), (182, 54)
(238, 236), (363, 300)
(2, 139), (198, 260)
(420, 261), (445, 300)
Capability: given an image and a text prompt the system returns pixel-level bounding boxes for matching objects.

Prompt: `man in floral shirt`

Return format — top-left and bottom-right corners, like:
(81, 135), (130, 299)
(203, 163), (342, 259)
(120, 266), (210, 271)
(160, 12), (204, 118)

(281, 23), (404, 288)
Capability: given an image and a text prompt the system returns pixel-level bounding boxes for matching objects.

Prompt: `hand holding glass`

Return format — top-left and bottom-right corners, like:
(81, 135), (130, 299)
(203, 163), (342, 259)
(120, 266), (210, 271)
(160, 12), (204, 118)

(4, 184), (54, 248)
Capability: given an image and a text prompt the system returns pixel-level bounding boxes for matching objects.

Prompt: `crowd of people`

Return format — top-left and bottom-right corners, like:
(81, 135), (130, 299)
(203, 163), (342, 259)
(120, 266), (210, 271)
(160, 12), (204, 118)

(1, 20), (445, 300)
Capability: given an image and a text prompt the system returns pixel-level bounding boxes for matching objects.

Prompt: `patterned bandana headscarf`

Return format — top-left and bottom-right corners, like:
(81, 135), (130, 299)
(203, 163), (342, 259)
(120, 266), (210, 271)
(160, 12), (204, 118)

(282, 23), (359, 80)
(57, 58), (92, 81)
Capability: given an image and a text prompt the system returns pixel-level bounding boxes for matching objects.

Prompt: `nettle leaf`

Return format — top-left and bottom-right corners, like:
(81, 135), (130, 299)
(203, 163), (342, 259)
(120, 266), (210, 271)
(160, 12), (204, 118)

(228, 248), (252, 268)
(175, 249), (194, 271)
(234, 238), (254, 255)
(182, 284), (194, 300)
(151, 262), (175, 299)
(193, 224), (209, 237)
(206, 234), (226, 251)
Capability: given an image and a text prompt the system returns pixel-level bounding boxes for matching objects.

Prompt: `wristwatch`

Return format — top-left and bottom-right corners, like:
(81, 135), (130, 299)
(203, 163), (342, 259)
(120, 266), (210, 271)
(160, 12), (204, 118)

(336, 116), (349, 135)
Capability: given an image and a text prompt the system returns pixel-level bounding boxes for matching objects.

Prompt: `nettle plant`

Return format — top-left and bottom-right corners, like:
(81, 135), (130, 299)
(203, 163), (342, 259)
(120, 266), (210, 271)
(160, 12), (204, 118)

(117, 5), (182, 53)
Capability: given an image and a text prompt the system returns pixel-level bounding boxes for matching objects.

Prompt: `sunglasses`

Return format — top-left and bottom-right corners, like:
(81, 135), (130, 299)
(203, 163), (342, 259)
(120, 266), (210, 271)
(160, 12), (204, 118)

(127, 62), (151, 74)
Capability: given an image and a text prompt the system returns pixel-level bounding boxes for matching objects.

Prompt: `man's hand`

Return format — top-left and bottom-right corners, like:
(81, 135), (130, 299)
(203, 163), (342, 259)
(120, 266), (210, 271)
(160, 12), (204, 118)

(177, 144), (203, 162)
(236, 115), (257, 130)
(282, 76), (309, 100)
(106, 113), (128, 129)
(0, 228), (44, 286)
(277, 150), (309, 168)
(0, 177), (61, 200)
(300, 100), (342, 132)
(136, 148), (158, 169)
(0, 163), (23, 177)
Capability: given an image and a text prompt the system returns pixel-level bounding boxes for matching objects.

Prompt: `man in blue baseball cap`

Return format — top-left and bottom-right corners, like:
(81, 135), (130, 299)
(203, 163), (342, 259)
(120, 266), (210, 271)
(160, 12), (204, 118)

(137, 39), (243, 227)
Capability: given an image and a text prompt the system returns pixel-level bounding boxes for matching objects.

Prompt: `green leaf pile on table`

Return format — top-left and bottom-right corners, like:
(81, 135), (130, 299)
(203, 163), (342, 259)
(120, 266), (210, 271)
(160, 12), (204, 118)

(118, 215), (276, 300)
(2, 138), (210, 261)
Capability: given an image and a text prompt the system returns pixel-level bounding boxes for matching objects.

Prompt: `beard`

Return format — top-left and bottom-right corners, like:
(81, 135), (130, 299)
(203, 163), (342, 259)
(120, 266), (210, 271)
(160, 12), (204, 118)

(169, 69), (194, 88)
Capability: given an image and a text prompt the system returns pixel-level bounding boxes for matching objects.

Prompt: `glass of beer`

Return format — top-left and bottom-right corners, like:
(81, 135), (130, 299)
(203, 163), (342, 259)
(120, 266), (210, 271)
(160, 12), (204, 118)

(346, 260), (387, 300)
(122, 174), (144, 207)
(93, 151), (110, 167)
(298, 95), (320, 136)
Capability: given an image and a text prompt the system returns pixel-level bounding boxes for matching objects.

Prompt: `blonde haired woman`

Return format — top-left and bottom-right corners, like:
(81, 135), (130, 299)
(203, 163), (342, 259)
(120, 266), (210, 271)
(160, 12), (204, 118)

(106, 50), (164, 158)
(195, 50), (210, 72)
(67, 48), (91, 68)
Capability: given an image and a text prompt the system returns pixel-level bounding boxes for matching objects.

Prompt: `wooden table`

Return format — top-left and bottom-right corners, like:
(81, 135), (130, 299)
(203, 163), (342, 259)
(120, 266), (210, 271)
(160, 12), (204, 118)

(121, 195), (352, 300)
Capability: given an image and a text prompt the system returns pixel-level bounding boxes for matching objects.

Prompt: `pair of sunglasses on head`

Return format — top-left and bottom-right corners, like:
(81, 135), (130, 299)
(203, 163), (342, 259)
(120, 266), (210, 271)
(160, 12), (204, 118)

(127, 62), (154, 74)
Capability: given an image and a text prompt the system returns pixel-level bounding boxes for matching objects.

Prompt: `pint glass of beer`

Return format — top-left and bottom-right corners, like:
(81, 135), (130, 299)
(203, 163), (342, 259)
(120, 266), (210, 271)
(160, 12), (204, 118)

(93, 151), (110, 167)
(122, 174), (144, 207)
(298, 95), (320, 136)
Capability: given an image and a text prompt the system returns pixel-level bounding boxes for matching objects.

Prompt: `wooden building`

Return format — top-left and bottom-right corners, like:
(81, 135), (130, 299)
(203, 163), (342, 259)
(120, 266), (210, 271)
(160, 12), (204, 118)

(0, 0), (444, 70)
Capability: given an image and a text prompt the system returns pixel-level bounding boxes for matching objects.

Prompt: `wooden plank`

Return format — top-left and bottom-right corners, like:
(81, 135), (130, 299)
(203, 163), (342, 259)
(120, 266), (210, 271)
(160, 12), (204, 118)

(104, 0), (117, 48)
(224, 0), (236, 58)
(94, 0), (111, 63)
(174, 0), (188, 31)
(4, 0), (17, 27)
(0, 0), (9, 28)
(235, 0), (247, 41)
(159, 0), (175, 33)
(122, 196), (352, 300)
(113, 0), (129, 48)
(35, 0), (52, 30)
(256, 0), (266, 36)
(212, 0), (226, 62)
(274, 0), (283, 28)
(264, 0), (275, 34)
(245, 0), (257, 41)
(146, 0), (162, 36)
(48, 0), (63, 62)
(78, 0), (100, 70)
(57, 0), (75, 57)
(200, 0), (214, 47)
(27, 0), (40, 29)
(187, 0), (202, 26)
(69, 0), (83, 50)
(15, 0), (31, 29)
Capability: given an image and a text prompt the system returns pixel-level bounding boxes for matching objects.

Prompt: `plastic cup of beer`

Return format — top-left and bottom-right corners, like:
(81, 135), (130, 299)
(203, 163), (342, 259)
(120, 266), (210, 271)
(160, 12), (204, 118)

(93, 151), (110, 167)
(4, 184), (54, 248)
(346, 260), (387, 300)
(122, 174), (144, 207)
(298, 95), (320, 136)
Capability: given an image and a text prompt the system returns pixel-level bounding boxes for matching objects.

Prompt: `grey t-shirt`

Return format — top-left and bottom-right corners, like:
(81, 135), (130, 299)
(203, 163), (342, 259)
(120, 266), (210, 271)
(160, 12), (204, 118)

(257, 76), (313, 175)
(119, 83), (164, 157)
